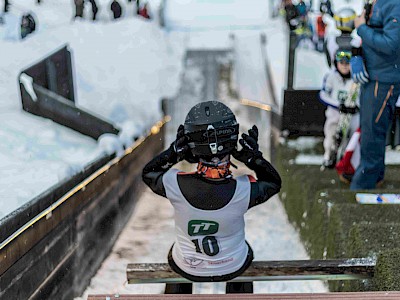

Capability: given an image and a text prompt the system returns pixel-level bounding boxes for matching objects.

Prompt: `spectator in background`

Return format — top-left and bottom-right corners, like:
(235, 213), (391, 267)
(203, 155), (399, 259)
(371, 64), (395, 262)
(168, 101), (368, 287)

(138, 2), (150, 19)
(296, 0), (310, 30)
(74, 0), (84, 19)
(135, 0), (140, 15)
(111, 0), (122, 19)
(4, 0), (10, 13)
(319, 49), (359, 169)
(314, 10), (326, 52)
(295, 0), (307, 20)
(325, 8), (357, 68)
(319, 0), (333, 17)
(20, 13), (36, 39)
(349, 0), (400, 190)
(283, 0), (298, 31)
(88, 0), (98, 21)
(337, 97), (400, 185)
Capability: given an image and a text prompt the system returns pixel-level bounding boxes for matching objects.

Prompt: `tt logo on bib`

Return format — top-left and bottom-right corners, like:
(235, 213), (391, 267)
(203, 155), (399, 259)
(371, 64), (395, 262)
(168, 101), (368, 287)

(188, 220), (219, 236)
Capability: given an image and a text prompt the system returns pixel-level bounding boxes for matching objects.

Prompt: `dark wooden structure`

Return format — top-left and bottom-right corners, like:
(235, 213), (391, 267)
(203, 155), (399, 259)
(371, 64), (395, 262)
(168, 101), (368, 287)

(281, 89), (325, 138)
(280, 31), (326, 138)
(21, 83), (120, 139)
(19, 45), (120, 140)
(22, 45), (76, 102)
(0, 120), (166, 300)
(126, 259), (375, 284)
(87, 292), (400, 300)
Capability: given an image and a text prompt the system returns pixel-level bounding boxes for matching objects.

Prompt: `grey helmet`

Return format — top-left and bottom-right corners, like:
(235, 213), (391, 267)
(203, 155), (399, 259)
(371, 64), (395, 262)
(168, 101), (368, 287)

(333, 7), (356, 33)
(184, 101), (239, 159)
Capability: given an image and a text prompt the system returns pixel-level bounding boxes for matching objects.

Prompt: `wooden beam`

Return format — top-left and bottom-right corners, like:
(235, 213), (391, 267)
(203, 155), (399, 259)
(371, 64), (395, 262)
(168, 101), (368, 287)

(88, 292), (400, 300)
(127, 259), (375, 284)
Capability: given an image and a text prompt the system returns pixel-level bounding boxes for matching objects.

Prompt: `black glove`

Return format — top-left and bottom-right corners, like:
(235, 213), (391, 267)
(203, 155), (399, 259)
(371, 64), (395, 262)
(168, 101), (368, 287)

(232, 125), (263, 164)
(171, 124), (198, 163)
(339, 104), (359, 115)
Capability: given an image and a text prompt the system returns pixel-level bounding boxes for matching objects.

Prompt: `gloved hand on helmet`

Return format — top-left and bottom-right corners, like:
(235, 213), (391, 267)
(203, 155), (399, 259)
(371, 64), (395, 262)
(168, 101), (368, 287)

(232, 125), (263, 164)
(172, 124), (198, 163)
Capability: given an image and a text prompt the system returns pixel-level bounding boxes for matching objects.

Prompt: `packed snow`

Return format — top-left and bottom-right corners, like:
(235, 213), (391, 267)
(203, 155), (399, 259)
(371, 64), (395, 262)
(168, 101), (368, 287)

(0, 0), (183, 218)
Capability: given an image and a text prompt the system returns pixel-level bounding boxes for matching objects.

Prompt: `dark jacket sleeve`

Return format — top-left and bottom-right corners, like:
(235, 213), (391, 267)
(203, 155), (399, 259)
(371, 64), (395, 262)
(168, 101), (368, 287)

(246, 156), (282, 209)
(142, 145), (178, 197)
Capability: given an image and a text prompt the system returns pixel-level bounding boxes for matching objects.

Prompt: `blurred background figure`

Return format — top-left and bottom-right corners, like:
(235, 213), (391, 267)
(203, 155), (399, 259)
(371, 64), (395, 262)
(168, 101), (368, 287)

(325, 7), (356, 67)
(135, 0), (140, 15)
(20, 12), (36, 39)
(111, 0), (122, 20)
(138, 2), (150, 19)
(319, 49), (359, 170)
(295, 0), (307, 21)
(74, 0), (84, 19)
(283, 0), (298, 31)
(3, 0), (10, 13)
(319, 0), (332, 17)
(314, 8), (326, 52)
(88, 0), (98, 21)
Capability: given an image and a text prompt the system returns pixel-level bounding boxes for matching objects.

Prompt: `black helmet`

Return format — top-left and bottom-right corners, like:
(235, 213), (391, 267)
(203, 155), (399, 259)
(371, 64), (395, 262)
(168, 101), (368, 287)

(184, 101), (239, 159)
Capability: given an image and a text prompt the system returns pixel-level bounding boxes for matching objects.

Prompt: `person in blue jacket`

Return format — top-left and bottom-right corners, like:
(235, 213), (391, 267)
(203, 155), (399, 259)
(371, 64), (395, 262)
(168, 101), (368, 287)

(350, 0), (400, 190)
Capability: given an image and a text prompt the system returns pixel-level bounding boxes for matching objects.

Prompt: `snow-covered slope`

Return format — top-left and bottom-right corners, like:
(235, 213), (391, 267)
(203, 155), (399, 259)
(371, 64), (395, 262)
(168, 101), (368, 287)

(0, 0), (184, 218)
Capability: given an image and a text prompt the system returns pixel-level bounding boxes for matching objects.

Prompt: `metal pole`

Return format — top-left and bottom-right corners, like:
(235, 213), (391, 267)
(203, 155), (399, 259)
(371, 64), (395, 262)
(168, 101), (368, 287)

(287, 31), (297, 90)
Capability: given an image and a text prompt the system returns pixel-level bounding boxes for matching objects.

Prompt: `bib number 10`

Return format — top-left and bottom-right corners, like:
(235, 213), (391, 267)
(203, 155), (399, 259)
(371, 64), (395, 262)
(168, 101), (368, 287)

(191, 236), (220, 256)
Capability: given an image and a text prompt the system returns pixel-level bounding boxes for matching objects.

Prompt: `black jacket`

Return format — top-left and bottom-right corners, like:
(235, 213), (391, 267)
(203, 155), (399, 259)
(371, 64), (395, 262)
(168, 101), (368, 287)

(142, 146), (281, 210)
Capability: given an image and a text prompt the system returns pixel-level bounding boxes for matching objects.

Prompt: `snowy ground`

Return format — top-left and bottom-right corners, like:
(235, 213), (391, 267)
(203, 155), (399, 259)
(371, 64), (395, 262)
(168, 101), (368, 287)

(0, 0), (184, 218)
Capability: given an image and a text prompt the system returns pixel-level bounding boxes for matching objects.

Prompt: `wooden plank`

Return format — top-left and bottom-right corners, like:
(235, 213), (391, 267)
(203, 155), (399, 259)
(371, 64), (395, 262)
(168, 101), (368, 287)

(87, 292), (400, 300)
(126, 259), (375, 284)
(32, 84), (120, 139)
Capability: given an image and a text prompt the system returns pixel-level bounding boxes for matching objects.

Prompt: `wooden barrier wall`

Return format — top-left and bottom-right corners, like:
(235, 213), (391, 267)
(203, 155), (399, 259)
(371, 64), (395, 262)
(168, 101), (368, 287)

(0, 122), (166, 300)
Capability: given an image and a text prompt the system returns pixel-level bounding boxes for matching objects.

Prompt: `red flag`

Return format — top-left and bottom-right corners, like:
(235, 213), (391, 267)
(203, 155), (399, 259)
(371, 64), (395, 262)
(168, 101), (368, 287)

(335, 128), (361, 179)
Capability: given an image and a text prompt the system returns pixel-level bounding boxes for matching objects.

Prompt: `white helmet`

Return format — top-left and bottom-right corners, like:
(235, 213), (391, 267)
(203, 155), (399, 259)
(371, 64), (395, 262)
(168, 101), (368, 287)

(333, 8), (356, 33)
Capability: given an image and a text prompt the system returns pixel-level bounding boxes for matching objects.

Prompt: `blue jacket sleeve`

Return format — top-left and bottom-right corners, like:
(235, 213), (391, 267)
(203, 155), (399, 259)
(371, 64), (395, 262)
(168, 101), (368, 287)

(357, 6), (400, 56)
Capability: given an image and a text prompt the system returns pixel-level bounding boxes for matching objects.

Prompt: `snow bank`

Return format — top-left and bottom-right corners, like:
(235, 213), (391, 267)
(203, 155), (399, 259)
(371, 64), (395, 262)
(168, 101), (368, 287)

(0, 0), (184, 218)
